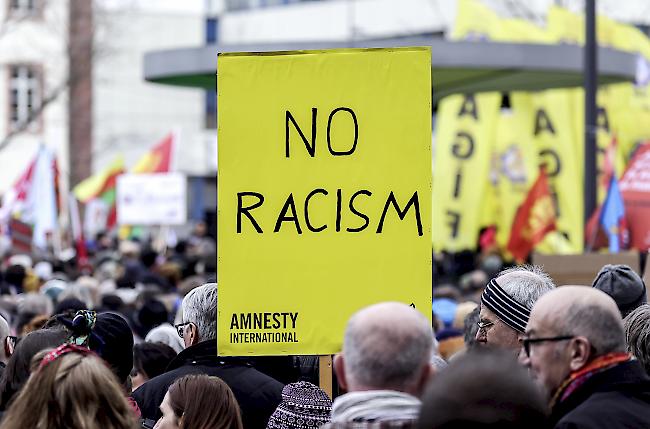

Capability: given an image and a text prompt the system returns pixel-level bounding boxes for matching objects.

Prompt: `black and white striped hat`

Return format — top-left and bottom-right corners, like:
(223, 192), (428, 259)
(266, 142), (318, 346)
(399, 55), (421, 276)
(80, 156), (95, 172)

(480, 278), (530, 333)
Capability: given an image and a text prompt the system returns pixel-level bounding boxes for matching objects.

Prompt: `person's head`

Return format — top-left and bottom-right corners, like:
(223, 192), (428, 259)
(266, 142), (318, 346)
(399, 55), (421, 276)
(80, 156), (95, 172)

(0, 344), (137, 429)
(64, 310), (134, 386)
(521, 286), (626, 399)
(178, 283), (217, 348)
(476, 265), (555, 350)
(463, 306), (480, 348)
(132, 342), (177, 391)
(155, 374), (242, 429)
(0, 314), (12, 364)
(334, 302), (433, 396)
(417, 348), (547, 429)
(145, 324), (185, 354)
(592, 264), (647, 318)
(0, 328), (68, 410)
(624, 304), (650, 375)
(4, 265), (25, 289)
(135, 299), (169, 338)
(266, 381), (332, 429)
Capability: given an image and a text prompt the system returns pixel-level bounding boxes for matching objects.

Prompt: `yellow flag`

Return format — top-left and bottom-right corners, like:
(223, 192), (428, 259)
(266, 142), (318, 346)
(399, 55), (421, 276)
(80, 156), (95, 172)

(432, 93), (500, 251)
(514, 90), (584, 252)
(492, 94), (539, 251)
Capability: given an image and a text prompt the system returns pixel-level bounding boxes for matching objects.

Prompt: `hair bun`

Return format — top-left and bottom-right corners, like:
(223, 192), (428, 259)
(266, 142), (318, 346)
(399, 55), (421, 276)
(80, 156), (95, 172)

(70, 311), (95, 336)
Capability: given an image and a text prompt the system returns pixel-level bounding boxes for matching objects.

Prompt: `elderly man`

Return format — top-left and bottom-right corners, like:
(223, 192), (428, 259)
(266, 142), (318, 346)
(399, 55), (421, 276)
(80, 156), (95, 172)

(132, 284), (283, 429)
(0, 315), (12, 378)
(476, 265), (555, 350)
(328, 302), (433, 426)
(521, 286), (650, 428)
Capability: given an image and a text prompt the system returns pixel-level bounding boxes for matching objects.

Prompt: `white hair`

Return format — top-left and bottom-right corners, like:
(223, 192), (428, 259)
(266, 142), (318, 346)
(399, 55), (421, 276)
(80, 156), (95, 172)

(498, 265), (556, 310)
(181, 283), (217, 342)
(344, 303), (433, 391)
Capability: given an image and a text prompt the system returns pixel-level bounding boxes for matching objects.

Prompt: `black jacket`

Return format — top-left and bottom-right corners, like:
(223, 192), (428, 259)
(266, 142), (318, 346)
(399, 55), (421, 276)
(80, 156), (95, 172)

(132, 340), (283, 429)
(551, 360), (650, 429)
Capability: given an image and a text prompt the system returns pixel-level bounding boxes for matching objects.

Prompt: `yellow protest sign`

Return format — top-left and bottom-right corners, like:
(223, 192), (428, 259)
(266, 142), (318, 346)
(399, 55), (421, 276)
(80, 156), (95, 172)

(217, 48), (432, 356)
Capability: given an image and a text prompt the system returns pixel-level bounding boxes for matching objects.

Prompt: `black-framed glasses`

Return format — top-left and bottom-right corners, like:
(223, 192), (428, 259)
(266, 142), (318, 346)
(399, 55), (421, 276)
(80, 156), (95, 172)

(522, 336), (574, 357)
(174, 322), (193, 339)
(476, 320), (495, 332)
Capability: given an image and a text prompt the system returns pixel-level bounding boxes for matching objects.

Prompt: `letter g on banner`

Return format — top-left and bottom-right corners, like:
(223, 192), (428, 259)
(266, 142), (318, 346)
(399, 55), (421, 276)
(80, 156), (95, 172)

(451, 131), (475, 159)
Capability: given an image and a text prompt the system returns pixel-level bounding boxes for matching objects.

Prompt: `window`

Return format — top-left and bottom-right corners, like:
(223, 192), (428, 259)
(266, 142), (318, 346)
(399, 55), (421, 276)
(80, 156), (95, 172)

(205, 90), (216, 129)
(8, 65), (41, 132)
(7, 0), (41, 18)
(205, 18), (218, 44)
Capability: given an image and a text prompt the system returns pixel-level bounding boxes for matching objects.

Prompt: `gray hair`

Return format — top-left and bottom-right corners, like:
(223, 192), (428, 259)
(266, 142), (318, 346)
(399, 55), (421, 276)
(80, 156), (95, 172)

(17, 293), (53, 317)
(344, 303), (433, 391)
(182, 283), (217, 342)
(498, 265), (556, 310)
(624, 304), (650, 373)
(562, 302), (626, 355)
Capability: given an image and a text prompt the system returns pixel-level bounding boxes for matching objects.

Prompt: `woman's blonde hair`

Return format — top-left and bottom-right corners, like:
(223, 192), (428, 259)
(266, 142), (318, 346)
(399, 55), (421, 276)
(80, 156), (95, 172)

(0, 348), (137, 429)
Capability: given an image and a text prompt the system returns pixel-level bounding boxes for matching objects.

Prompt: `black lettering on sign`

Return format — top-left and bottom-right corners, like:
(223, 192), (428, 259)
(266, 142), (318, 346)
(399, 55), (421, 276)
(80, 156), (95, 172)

(453, 168), (462, 199)
(327, 107), (359, 156)
(274, 194), (302, 234)
(347, 190), (372, 233)
(534, 109), (556, 136)
(446, 210), (461, 239)
(336, 189), (343, 232)
(539, 149), (561, 177)
(304, 188), (328, 232)
(237, 192), (264, 233)
(597, 106), (610, 132)
(451, 132), (474, 159)
(549, 185), (561, 218)
(286, 108), (317, 157)
(458, 94), (478, 120)
(376, 191), (423, 236)
(230, 313), (239, 329)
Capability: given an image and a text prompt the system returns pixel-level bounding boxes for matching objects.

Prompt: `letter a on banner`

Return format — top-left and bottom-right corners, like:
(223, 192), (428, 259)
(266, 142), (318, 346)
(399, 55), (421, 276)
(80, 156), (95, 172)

(217, 48), (432, 356)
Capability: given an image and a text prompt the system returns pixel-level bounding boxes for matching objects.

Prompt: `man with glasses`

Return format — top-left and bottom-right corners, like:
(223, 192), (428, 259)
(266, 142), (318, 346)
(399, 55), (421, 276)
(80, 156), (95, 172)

(521, 286), (650, 428)
(132, 283), (283, 429)
(475, 265), (555, 351)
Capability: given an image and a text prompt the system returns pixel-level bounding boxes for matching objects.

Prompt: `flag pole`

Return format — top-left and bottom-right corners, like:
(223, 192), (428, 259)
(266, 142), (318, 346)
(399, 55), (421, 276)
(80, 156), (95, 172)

(584, 0), (598, 250)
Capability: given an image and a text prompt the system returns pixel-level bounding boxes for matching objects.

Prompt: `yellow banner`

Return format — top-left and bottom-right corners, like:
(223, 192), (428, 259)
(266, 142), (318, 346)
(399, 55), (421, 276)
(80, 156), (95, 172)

(432, 93), (500, 251)
(492, 94), (539, 251)
(515, 90), (584, 252)
(217, 48), (432, 355)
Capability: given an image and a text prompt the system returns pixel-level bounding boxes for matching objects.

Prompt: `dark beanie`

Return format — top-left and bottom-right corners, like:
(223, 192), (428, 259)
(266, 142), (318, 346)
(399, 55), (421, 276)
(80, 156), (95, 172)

(134, 299), (168, 338)
(90, 312), (134, 384)
(592, 264), (647, 318)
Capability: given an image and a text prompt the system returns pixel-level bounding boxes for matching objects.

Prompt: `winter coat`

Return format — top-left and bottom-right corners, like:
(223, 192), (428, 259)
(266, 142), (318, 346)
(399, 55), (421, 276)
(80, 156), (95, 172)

(132, 339), (283, 429)
(551, 360), (650, 429)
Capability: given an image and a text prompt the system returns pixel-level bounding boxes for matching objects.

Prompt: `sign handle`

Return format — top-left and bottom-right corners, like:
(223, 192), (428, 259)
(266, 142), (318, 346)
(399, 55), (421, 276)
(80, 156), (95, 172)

(318, 355), (333, 399)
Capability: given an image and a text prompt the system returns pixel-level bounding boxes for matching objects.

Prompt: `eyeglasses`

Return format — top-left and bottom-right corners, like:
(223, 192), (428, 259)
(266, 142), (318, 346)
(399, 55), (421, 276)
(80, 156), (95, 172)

(522, 335), (574, 357)
(476, 320), (495, 332)
(7, 336), (17, 348)
(174, 322), (193, 339)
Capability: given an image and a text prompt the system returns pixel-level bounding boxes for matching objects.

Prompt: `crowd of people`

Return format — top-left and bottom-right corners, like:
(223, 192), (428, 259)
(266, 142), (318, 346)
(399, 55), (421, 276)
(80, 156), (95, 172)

(0, 226), (647, 428)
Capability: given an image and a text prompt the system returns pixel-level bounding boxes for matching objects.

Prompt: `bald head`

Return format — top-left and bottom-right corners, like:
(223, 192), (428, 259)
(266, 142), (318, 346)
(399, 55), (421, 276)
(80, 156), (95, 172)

(531, 286), (625, 355)
(341, 302), (433, 393)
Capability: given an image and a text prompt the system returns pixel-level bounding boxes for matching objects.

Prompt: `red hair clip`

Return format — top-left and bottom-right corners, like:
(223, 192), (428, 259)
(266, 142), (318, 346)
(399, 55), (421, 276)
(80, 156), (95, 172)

(39, 343), (95, 370)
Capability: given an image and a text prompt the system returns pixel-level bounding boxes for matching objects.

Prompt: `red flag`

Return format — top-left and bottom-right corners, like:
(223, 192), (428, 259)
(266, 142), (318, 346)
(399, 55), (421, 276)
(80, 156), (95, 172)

(507, 167), (557, 262)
